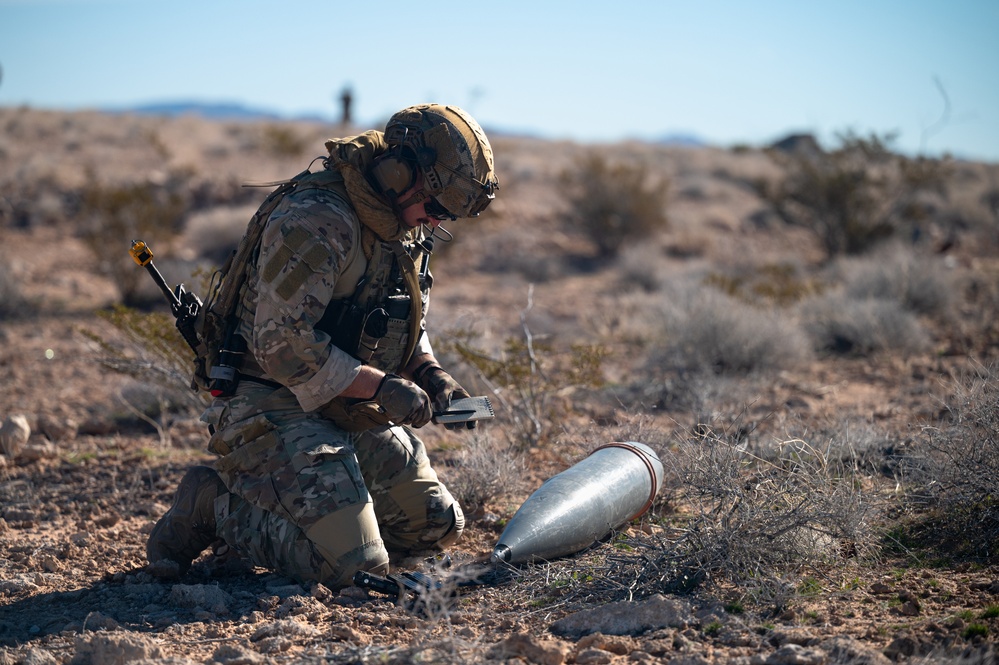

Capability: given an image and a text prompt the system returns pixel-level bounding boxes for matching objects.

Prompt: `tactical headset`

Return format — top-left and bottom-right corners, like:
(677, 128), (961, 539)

(370, 136), (456, 221)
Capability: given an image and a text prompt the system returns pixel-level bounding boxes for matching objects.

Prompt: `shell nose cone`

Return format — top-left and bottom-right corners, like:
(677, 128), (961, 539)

(491, 544), (512, 564)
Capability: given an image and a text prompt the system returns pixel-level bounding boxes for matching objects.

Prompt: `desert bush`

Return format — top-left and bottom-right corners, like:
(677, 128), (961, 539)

(530, 429), (879, 614)
(650, 286), (809, 375)
(438, 430), (526, 519)
(910, 363), (999, 559)
(78, 178), (186, 305)
(440, 293), (608, 449)
(82, 306), (206, 417)
(183, 203), (259, 265)
(262, 124), (306, 158)
(755, 131), (949, 259)
(664, 433), (877, 608)
(797, 292), (930, 356)
(836, 243), (955, 319)
(560, 151), (670, 259)
(702, 261), (825, 307)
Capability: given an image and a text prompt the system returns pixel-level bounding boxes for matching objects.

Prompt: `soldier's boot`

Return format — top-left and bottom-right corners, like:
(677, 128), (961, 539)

(147, 465), (227, 578)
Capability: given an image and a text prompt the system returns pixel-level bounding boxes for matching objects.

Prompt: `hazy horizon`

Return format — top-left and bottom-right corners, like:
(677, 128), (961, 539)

(2, 0), (997, 161)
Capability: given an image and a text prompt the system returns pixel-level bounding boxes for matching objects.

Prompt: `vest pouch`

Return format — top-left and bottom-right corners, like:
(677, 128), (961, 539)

(208, 413), (278, 458)
(316, 300), (366, 360)
(318, 397), (393, 432)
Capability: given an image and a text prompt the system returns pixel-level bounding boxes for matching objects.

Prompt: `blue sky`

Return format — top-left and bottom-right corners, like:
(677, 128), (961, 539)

(2, 0), (997, 161)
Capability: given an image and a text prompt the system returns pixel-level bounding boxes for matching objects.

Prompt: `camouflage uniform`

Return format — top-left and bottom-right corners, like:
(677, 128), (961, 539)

(200, 172), (462, 588)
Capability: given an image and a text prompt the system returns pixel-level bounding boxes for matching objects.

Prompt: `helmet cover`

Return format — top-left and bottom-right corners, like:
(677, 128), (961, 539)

(384, 104), (498, 218)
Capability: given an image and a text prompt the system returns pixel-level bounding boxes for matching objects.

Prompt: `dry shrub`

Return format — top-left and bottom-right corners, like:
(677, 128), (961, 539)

(262, 124), (306, 158)
(81, 306), (206, 417)
(702, 262), (825, 307)
(440, 430), (526, 519)
(561, 152), (669, 258)
(650, 285), (809, 375)
(441, 292), (608, 450)
(78, 179), (186, 305)
(756, 131), (949, 259)
(797, 292), (930, 356)
(667, 429), (877, 571)
(520, 428), (878, 616)
(183, 203), (260, 265)
(907, 362), (999, 560)
(836, 243), (955, 319)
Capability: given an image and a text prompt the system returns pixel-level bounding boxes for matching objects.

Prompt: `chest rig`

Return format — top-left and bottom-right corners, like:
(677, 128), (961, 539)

(227, 168), (429, 394)
(315, 228), (431, 374)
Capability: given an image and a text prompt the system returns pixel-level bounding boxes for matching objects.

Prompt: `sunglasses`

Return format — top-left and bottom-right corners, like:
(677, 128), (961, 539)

(425, 197), (457, 222)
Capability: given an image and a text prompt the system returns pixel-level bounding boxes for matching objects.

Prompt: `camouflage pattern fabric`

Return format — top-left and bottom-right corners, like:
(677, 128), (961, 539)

(203, 382), (462, 587)
(233, 175), (365, 412)
(198, 161), (459, 587)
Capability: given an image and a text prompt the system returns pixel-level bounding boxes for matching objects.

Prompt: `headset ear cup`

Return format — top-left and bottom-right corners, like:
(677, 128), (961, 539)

(371, 157), (415, 199)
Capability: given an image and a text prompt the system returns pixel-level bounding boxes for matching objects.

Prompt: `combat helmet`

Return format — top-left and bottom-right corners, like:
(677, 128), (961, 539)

(383, 104), (498, 218)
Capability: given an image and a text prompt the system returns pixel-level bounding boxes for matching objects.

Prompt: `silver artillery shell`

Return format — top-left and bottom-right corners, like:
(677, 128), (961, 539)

(491, 441), (664, 564)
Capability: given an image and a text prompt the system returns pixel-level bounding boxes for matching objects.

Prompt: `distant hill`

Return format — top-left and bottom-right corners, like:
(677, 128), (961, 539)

(655, 132), (708, 147)
(114, 101), (331, 123)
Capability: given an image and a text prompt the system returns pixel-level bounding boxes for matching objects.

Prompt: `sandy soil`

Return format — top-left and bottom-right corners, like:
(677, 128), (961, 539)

(1, 108), (998, 664)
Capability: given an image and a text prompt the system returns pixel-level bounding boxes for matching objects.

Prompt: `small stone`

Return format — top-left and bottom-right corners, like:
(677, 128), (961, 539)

(0, 414), (30, 456)
(765, 644), (825, 665)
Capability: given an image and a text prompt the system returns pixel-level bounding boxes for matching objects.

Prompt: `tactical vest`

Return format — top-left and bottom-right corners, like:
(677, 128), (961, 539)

(198, 166), (429, 430)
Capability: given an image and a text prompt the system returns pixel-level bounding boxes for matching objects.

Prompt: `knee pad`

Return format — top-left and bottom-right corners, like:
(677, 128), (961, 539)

(436, 502), (465, 549)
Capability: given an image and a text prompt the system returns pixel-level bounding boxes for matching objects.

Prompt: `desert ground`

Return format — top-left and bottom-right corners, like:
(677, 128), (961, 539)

(1, 107), (998, 664)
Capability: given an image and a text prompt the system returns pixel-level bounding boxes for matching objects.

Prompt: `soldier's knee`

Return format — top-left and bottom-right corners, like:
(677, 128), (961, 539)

(435, 502), (465, 549)
(307, 503), (389, 588)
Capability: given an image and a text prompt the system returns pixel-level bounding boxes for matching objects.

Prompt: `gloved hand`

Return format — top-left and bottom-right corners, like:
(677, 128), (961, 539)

(414, 362), (475, 430)
(373, 374), (433, 428)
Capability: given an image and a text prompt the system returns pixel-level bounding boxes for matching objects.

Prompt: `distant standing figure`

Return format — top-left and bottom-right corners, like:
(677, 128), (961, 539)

(340, 86), (353, 125)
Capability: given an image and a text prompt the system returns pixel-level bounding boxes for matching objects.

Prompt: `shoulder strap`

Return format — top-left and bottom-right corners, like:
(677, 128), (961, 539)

(388, 241), (423, 372)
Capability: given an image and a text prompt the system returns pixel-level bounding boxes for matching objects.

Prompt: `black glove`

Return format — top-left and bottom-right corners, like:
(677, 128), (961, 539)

(373, 374), (433, 428)
(414, 362), (475, 430)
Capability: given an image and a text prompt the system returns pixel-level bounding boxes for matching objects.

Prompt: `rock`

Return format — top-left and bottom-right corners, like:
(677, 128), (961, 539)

(486, 632), (567, 665)
(549, 594), (693, 638)
(576, 633), (633, 655)
(821, 636), (891, 665)
(329, 624), (368, 644)
(575, 648), (614, 665)
(883, 635), (919, 661)
(0, 414), (30, 456)
(212, 644), (265, 665)
(249, 619), (320, 641)
(21, 648), (59, 665)
(168, 584), (234, 614)
(71, 631), (166, 665)
(765, 644), (825, 665)
(768, 628), (818, 647)
(18, 440), (58, 462)
(38, 414), (78, 441)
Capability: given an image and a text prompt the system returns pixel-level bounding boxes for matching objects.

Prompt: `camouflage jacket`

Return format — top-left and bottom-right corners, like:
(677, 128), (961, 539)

(232, 170), (432, 413)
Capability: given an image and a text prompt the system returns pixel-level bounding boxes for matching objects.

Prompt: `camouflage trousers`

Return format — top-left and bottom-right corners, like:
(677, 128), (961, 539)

(201, 381), (464, 588)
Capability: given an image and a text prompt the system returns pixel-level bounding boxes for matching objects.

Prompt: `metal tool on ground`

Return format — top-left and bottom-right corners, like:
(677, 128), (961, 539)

(491, 441), (664, 564)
